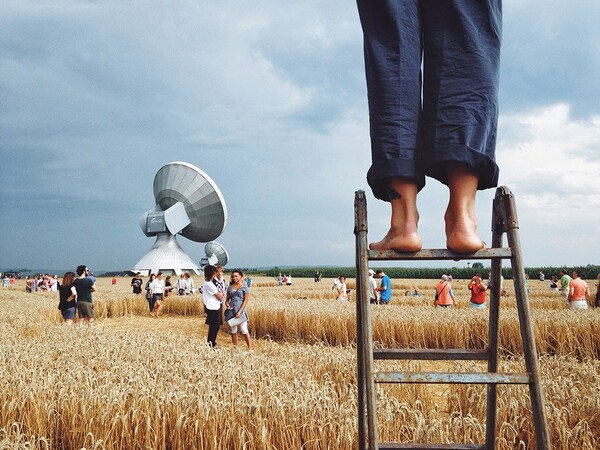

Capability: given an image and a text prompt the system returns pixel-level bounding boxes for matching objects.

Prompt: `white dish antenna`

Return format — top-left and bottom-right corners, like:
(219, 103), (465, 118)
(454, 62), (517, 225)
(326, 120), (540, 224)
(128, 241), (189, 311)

(131, 161), (228, 276)
(200, 241), (230, 268)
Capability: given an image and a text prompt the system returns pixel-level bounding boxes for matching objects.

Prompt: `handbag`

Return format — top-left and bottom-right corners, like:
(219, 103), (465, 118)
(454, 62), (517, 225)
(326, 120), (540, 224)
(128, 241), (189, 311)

(224, 307), (236, 322)
(227, 311), (248, 327)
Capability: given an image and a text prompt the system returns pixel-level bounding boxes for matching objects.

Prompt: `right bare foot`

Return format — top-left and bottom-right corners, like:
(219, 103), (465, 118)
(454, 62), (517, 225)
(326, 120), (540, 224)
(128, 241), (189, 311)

(371, 177), (421, 252)
(369, 228), (422, 252)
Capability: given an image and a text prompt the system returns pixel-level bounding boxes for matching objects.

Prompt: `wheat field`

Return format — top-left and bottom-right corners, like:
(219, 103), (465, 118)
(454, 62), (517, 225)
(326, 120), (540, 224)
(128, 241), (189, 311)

(0, 275), (598, 449)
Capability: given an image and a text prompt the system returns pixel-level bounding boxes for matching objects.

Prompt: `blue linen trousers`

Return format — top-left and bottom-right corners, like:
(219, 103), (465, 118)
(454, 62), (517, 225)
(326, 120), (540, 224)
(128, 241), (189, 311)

(357, 0), (502, 201)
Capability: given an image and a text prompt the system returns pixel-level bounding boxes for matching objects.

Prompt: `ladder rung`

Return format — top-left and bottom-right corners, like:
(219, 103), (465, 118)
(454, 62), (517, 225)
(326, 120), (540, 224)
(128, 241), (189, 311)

(374, 371), (530, 384)
(379, 444), (486, 449)
(374, 348), (490, 361)
(368, 247), (512, 261)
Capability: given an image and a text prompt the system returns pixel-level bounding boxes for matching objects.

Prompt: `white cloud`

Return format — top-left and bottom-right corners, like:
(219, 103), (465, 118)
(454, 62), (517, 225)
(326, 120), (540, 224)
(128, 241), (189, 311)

(497, 103), (600, 238)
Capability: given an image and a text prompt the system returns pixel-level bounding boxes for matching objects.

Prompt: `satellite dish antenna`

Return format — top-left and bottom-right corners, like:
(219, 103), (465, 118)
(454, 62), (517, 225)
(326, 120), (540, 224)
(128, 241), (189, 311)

(131, 161), (228, 276)
(200, 241), (229, 268)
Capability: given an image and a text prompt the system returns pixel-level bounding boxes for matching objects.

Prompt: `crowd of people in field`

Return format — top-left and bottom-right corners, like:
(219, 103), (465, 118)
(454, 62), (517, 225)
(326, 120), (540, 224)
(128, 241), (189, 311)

(361, 269), (600, 311)
(1, 266), (255, 349)
(3, 267), (599, 344)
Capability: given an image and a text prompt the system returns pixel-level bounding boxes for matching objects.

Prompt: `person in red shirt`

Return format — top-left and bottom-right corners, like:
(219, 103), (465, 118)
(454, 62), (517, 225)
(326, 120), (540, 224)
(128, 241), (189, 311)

(468, 274), (487, 309)
(568, 270), (589, 310)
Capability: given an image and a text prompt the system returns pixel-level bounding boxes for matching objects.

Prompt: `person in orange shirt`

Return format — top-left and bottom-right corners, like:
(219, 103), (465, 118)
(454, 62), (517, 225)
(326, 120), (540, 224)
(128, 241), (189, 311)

(434, 275), (455, 308)
(568, 270), (589, 310)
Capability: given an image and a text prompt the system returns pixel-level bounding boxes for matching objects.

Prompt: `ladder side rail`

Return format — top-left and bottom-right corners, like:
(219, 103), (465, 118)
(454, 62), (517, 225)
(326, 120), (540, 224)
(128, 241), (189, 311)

(354, 191), (379, 450)
(354, 191), (368, 450)
(499, 187), (552, 450)
(485, 189), (506, 449)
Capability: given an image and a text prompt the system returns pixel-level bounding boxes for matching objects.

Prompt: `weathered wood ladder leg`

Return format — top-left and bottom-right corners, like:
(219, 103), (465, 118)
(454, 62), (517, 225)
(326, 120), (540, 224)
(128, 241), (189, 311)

(354, 187), (552, 450)
(490, 187), (552, 450)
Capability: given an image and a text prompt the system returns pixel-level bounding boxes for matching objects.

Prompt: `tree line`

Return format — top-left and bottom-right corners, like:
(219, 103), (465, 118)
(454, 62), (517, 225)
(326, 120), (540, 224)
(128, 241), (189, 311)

(260, 265), (600, 280)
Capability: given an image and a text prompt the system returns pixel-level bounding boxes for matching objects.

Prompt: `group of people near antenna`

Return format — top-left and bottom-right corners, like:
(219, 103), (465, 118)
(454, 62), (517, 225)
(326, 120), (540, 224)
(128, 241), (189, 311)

(132, 266), (252, 349)
(133, 271), (196, 317)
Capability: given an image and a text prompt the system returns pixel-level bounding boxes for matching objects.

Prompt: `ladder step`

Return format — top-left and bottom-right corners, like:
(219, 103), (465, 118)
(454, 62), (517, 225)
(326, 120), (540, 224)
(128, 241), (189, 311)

(379, 444), (486, 449)
(374, 372), (530, 384)
(368, 247), (512, 261)
(374, 348), (490, 361)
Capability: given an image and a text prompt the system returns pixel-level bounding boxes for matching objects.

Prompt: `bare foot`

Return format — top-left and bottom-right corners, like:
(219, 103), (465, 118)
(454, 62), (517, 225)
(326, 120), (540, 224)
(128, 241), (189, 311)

(370, 177), (422, 252)
(445, 209), (484, 254)
(369, 228), (422, 252)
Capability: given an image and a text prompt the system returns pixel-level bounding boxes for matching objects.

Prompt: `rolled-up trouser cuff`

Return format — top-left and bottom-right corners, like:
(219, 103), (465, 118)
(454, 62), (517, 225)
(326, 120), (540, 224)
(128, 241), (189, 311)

(424, 145), (499, 190)
(367, 157), (426, 202)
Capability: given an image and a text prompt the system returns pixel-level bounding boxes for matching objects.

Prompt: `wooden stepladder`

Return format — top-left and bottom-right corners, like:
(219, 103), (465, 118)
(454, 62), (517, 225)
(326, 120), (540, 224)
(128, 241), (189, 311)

(354, 186), (551, 450)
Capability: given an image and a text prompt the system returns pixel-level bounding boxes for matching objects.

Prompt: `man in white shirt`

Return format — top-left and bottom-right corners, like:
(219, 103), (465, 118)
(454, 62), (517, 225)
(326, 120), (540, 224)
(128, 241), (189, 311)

(368, 269), (380, 304)
(202, 265), (224, 348)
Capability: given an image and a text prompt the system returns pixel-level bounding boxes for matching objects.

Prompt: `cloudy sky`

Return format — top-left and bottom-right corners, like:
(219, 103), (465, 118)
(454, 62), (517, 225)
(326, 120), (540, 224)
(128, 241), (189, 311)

(1, 0), (599, 273)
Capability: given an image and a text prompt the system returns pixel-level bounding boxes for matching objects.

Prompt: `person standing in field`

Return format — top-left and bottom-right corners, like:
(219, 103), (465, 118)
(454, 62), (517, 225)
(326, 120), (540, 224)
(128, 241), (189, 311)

(164, 275), (173, 297)
(176, 274), (187, 295)
(594, 273), (600, 308)
(225, 269), (252, 349)
(131, 272), (143, 295)
(57, 271), (77, 324)
(202, 265), (224, 348)
(559, 269), (572, 300)
(145, 273), (156, 313)
(211, 266), (227, 324)
(72, 265), (96, 326)
(150, 272), (165, 317)
(549, 275), (559, 292)
(368, 269), (380, 304)
(25, 276), (33, 293)
(49, 275), (59, 292)
(213, 266), (227, 295)
(184, 272), (195, 295)
(375, 269), (392, 304)
(336, 275), (349, 302)
(41, 274), (50, 292)
(286, 273), (293, 286)
(567, 270), (589, 310)
(434, 274), (455, 308)
(357, 1), (502, 254)
(468, 274), (487, 309)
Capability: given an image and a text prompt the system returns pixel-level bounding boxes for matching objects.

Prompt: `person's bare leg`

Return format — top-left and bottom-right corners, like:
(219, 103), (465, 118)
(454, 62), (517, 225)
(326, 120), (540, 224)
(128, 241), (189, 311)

(370, 177), (422, 252)
(231, 333), (238, 346)
(243, 333), (252, 350)
(445, 162), (485, 253)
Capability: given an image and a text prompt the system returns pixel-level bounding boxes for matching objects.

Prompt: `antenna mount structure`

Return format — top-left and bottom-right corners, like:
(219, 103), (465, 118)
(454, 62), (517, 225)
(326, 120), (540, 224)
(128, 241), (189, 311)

(131, 161), (228, 276)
